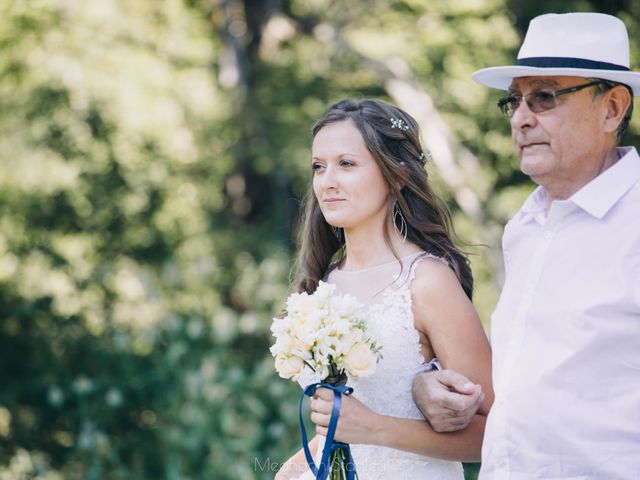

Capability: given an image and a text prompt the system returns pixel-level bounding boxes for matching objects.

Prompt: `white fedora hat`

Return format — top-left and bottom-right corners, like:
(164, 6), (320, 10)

(472, 12), (640, 95)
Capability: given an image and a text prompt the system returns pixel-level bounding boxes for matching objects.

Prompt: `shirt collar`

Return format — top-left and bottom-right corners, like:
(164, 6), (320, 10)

(517, 147), (640, 224)
(570, 146), (640, 219)
(518, 185), (548, 225)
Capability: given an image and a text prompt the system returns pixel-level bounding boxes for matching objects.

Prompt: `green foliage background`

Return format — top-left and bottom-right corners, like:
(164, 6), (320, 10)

(0, 0), (637, 478)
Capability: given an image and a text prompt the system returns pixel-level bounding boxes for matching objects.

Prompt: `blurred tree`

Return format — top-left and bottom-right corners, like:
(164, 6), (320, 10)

(0, 0), (637, 479)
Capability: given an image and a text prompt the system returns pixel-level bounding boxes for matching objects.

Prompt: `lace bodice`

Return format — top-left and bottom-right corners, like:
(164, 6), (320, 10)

(338, 253), (434, 420)
(296, 252), (464, 479)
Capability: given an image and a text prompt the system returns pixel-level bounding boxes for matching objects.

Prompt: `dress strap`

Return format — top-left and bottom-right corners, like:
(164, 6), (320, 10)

(407, 252), (448, 283)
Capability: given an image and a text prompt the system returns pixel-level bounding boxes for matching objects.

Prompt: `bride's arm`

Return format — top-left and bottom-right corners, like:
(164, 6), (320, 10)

(411, 258), (493, 419)
(274, 435), (319, 480)
(312, 387), (486, 461)
(310, 258), (493, 461)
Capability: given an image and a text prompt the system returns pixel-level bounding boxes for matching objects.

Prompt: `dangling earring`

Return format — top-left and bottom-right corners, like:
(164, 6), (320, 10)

(332, 226), (343, 243)
(393, 203), (407, 243)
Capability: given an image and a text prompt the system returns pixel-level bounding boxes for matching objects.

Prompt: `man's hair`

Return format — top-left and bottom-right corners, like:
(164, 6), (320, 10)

(592, 79), (634, 143)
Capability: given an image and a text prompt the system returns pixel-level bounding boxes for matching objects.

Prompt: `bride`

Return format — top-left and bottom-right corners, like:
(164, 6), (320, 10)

(276, 99), (493, 479)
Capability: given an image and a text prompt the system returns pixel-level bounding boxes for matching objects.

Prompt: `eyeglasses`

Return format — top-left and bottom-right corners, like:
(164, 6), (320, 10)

(497, 80), (603, 117)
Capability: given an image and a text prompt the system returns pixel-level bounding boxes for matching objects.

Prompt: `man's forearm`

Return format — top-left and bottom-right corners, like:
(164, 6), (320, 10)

(412, 370), (486, 432)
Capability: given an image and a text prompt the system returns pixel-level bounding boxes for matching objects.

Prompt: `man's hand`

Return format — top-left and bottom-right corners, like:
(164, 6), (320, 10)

(310, 388), (380, 444)
(412, 369), (484, 432)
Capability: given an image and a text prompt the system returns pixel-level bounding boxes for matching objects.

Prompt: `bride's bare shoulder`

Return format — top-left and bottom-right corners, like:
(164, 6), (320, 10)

(410, 255), (467, 301)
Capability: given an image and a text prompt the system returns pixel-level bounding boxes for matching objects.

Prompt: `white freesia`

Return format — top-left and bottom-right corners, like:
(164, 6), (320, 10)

(315, 333), (339, 360)
(291, 338), (313, 361)
(270, 316), (291, 336)
(312, 281), (335, 304)
(331, 317), (354, 336)
(333, 328), (363, 357)
(330, 294), (363, 319)
(293, 310), (324, 345)
(289, 293), (319, 318)
(268, 333), (292, 356)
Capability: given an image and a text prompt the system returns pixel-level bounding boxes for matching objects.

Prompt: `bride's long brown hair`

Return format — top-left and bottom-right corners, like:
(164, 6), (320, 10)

(294, 99), (473, 299)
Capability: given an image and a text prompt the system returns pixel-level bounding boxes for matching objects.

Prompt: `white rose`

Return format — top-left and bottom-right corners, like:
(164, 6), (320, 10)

(274, 355), (305, 380)
(343, 342), (377, 378)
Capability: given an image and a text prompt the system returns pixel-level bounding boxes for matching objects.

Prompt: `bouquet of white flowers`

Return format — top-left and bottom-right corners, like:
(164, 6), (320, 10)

(270, 281), (380, 384)
(270, 281), (381, 480)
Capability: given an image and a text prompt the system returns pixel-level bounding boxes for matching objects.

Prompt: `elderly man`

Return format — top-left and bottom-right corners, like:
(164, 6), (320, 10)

(413, 12), (640, 479)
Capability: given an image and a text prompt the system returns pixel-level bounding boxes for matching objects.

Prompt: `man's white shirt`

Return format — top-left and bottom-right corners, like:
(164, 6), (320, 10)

(480, 147), (640, 479)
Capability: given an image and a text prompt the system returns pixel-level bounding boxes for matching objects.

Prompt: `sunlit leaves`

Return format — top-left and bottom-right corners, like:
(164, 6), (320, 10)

(1, 0), (638, 478)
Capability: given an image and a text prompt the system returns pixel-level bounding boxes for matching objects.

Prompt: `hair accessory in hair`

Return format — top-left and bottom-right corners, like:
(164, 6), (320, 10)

(390, 117), (409, 131)
(419, 150), (432, 162)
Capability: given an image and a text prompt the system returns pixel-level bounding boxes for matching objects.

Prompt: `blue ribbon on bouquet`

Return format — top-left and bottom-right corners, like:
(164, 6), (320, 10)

(298, 382), (356, 480)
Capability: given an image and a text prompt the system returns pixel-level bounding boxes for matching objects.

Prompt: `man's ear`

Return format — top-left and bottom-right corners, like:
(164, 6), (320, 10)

(603, 85), (632, 135)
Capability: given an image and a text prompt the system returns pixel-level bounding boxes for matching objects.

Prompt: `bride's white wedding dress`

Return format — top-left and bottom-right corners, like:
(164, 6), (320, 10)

(295, 251), (464, 479)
